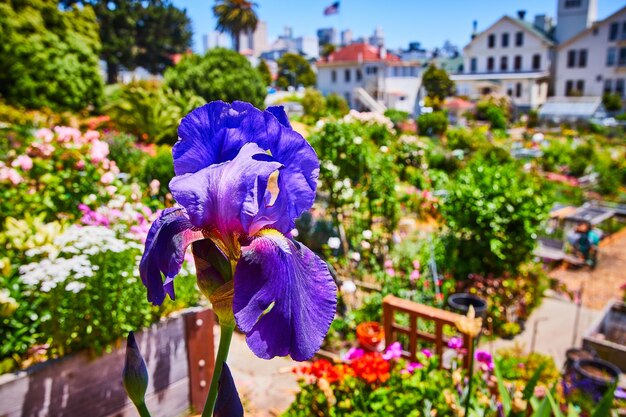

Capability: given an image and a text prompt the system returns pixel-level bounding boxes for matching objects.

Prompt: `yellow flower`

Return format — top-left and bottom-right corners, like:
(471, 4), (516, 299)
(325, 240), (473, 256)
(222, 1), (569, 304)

(455, 305), (483, 338)
(512, 390), (527, 412)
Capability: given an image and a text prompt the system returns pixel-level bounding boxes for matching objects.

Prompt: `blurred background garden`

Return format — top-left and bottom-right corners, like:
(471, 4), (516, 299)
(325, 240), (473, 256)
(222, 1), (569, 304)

(1, 0), (626, 416)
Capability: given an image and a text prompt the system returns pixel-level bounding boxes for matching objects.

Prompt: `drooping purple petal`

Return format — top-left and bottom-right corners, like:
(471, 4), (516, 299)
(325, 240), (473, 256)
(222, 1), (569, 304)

(173, 101), (319, 234)
(169, 142), (283, 238)
(233, 231), (337, 361)
(139, 207), (206, 305)
(214, 363), (243, 417)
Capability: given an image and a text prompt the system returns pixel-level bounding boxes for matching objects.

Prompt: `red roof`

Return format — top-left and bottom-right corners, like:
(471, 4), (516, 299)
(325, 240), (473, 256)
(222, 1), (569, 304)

(319, 43), (400, 65)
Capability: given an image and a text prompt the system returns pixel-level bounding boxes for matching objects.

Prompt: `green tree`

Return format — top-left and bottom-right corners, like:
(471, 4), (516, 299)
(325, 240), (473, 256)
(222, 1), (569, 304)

(602, 93), (623, 112)
(417, 111), (448, 136)
(302, 89), (326, 122)
(64, 0), (193, 84)
(164, 48), (266, 108)
(257, 58), (272, 86)
(321, 43), (335, 58)
(422, 64), (455, 110)
(0, 0), (103, 111)
(276, 53), (316, 89)
(325, 93), (349, 117)
(442, 158), (549, 279)
(212, 0), (258, 52)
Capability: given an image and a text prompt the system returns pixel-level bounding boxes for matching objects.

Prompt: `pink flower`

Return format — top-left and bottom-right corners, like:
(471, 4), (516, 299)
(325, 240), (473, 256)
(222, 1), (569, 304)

(421, 349), (432, 358)
(35, 128), (54, 142)
(382, 342), (403, 360)
(475, 350), (494, 371)
(83, 130), (100, 143)
(343, 347), (365, 361)
(412, 260), (420, 269)
(90, 139), (109, 163)
(385, 268), (396, 277)
(54, 126), (81, 143)
(12, 155), (33, 171)
(384, 260), (393, 268)
(401, 361), (423, 374)
(410, 269), (421, 282)
(0, 167), (23, 184)
(448, 337), (463, 350)
(100, 171), (115, 184)
(149, 179), (160, 195)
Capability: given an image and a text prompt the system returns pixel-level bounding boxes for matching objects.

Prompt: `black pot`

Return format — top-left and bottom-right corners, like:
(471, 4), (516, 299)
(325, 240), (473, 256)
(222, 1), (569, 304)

(448, 293), (487, 317)
(573, 358), (620, 390)
(564, 348), (595, 373)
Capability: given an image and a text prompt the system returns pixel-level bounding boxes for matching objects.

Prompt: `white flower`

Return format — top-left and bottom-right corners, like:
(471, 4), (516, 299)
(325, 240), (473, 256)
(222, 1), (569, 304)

(327, 237), (341, 249)
(362, 230), (373, 240)
(340, 280), (357, 294)
(353, 136), (363, 145)
(291, 228), (299, 237)
(350, 252), (361, 262)
(65, 281), (86, 293)
(380, 146), (389, 153)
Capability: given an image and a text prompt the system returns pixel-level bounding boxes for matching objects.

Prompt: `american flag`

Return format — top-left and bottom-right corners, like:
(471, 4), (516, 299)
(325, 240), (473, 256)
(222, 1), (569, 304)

(323, 1), (340, 16)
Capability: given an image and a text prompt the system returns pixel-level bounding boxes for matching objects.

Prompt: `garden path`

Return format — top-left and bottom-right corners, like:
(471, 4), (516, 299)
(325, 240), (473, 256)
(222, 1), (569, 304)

(213, 325), (299, 417)
(549, 227), (626, 310)
(485, 295), (601, 367)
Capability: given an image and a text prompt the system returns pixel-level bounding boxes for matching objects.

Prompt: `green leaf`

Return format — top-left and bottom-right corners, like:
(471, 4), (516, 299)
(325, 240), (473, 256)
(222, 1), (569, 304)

(522, 362), (546, 400)
(530, 397), (551, 417)
(494, 359), (512, 415)
(591, 384), (616, 417)
(567, 404), (580, 417)
(546, 390), (564, 417)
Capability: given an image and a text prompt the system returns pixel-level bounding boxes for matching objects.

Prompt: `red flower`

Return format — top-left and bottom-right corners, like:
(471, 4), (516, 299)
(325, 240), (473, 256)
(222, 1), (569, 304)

(295, 359), (351, 384)
(350, 352), (390, 384)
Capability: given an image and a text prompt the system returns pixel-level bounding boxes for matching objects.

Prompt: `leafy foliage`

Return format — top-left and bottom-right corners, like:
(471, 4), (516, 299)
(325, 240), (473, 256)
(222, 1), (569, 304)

(276, 53), (316, 88)
(442, 158), (550, 279)
(164, 49), (266, 108)
(418, 111), (448, 136)
(257, 58), (272, 86)
(0, 0), (103, 111)
(422, 64), (455, 110)
(213, 0), (258, 52)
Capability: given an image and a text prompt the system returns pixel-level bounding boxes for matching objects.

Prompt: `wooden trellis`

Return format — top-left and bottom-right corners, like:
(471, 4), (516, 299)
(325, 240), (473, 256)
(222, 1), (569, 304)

(382, 295), (473, 369)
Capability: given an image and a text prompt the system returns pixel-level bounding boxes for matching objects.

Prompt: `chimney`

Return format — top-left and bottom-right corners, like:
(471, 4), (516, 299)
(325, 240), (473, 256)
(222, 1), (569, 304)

(379, 47), (387, 60)
(517, 10), (526, 20)
(471, 20), (478, 39)
(534, 14), (552, 33)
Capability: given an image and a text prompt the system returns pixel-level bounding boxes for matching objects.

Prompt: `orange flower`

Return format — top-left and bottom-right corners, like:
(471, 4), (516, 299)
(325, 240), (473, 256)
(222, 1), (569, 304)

(295, 359), (351, 384)
(350, 352), (390, 384)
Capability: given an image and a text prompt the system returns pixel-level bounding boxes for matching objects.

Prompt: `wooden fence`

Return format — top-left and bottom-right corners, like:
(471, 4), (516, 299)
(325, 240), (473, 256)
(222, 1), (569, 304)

(0, 307), (214, 417)
(382, 295), (473, 369)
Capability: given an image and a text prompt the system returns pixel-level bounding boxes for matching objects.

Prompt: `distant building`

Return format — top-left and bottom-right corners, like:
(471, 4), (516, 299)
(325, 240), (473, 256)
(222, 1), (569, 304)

(554, 5), (626, 98)
(341, 29), (353, 46)
(317, 43), (424, 114)
(238, 21), (269, 56)
(317, 27), (337, 47)
(554, 0), (597, 43)
(296, 36), (319, 59)
(369, 26), (385, 48)
(451, 12), (555, 110)
(203, 31), (230, 53)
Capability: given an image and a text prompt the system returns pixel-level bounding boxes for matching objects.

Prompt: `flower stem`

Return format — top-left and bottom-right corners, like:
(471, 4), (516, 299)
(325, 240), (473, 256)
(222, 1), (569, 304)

(136, 402), (152, 417)
(201, 322), (235, 417)
(464, 338), (476, 417)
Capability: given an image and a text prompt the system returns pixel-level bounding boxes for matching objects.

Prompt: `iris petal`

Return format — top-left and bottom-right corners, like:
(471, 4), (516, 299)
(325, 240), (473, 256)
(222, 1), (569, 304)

(214, 363), (244, 417)
(173, 101), (319, 234)
(139, 208), (206, 305)
(233, 231), (337, 361)
(169, 142), (283, 238)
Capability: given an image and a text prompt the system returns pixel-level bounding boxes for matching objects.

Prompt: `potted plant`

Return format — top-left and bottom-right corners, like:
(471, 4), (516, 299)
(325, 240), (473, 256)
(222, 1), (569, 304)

(356, 322), (384, 351)
(448, 293), (488, 317)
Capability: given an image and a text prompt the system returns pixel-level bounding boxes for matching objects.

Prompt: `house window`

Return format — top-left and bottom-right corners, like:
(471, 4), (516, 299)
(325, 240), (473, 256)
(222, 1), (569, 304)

(487, 56), (495, 72)
(515, 82), (522, 97)
(501, 33), (509, 48)
(470, 57), (477, 73)
(617, 79), (625, 96)
(345, 69), (351, 82)
(488, 34), (495, 48)
(619, 47), (626, 66)
(567, 50), (577, 68)
(500, 56), (508, 71)
(514, 55), (522, 71)
(607, 47), (616, 66)
(576, 80), (585, 94)
(564, 0), (581, 7)
(578, 49), (587, 67)
(609, 22), (619, 41)
(565, 80), (574, 96)
(331, 70), (337, 83)
(356, 69), (362, 81)
(604, 79), (612, 93)
(515, 31), (524, 47)
(622, 22), (626, 40)
(532, 54), (541, 70)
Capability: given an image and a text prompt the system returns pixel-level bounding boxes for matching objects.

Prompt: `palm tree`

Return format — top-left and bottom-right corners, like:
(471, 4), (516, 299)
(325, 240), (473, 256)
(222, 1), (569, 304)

(212, 0), (258, 53)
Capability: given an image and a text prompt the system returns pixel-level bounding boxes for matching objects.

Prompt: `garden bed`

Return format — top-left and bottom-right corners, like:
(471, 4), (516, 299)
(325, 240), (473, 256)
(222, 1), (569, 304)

(0, 307), (214, 417)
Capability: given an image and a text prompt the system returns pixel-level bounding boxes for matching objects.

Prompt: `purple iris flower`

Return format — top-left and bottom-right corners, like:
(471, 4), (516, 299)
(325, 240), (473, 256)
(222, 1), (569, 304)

(139, 101), (337, 361)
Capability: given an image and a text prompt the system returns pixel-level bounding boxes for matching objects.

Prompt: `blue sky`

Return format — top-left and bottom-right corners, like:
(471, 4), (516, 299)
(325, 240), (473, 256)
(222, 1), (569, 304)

(172, 0), (625, 52)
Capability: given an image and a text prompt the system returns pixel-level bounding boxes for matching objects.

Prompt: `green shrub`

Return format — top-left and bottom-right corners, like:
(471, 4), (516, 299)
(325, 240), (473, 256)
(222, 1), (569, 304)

(140, 145), (175, 198)
(302, 89), (326, 123)
(325, 93), (350, 117)
(0, 1), (103, 111)
(103, 132), (146, 176)
(384, 109), (410, 128)
(165, 49), (266, 108)
(602, 93), (623, 112)
(417, 111), (448, 136)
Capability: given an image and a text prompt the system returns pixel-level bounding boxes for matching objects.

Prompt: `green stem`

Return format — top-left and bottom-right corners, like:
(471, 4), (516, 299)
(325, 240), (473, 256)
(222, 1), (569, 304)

(464, 338), (476, 417)
(201, 322), (235, 417)
(135, 402), (152, 417)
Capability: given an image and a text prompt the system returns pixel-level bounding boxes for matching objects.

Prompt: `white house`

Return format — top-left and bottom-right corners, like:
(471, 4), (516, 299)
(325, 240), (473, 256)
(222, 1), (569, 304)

(554, 5), (626, 98)
(451, 13), (554, 110)
(316, 43), (423, 114)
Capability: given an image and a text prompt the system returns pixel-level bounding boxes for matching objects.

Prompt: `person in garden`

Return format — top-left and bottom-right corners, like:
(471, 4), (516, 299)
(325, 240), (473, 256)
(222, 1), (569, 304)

(125, 101), (338, 416)
(574, 221), (599, 268)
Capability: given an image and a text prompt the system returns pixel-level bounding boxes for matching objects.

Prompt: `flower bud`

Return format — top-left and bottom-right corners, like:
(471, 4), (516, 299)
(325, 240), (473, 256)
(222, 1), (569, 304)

(123, 332), (149, 407)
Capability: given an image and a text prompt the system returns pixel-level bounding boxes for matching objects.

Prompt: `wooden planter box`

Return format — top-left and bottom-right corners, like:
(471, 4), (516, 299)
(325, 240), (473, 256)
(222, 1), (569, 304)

(582, 300), (626, 372)
(0, 307), (214, 417)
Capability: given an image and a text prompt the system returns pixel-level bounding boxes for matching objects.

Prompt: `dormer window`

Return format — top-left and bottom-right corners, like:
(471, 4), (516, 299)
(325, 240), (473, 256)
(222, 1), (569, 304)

(488, 34), (495, 48)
